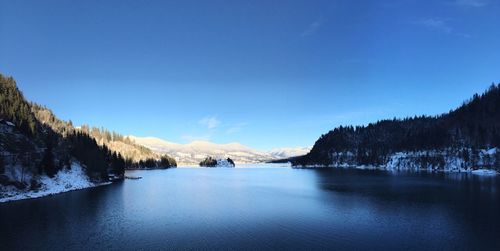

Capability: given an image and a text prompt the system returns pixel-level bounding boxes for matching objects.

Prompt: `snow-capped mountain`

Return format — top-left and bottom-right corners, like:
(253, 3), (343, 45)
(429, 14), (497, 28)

(128, 136), (309, 165)
(268, 147), (311, 159)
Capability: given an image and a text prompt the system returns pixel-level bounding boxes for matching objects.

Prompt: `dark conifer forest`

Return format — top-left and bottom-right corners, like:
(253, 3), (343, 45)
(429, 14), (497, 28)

(293, 83), (500, 171)
(199, 157), (235, 167)
(0, 74), (126, 181)
(0, 74), (176, 185)
(199, 157), (218, 167)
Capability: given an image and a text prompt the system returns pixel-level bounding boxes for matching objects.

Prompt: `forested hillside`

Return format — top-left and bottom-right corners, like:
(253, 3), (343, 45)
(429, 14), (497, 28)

(31, 104), (176, 168)
(0, 74), (125, 184)
(293, 83), (500, 171)
(0, 74), (176, 200)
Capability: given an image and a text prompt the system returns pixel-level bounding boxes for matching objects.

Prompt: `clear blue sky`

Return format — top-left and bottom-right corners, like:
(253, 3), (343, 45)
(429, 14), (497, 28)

(1, 0), (499, 150)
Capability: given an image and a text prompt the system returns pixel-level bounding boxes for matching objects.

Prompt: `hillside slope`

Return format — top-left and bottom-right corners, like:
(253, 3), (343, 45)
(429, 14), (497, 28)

(0, 74), (174, 201)
(1, 74), (127, 201)
(293, 83), (500, 172)
(31, 105), (176, 169)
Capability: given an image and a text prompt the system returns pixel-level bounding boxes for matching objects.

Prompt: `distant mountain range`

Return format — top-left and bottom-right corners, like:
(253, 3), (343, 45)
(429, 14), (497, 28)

(128, 136), (310, 165)
(268, 147), (311, 160)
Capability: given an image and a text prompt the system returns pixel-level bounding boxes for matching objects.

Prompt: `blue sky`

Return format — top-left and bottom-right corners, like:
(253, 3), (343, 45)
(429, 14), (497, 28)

(1, 0), (499, 150)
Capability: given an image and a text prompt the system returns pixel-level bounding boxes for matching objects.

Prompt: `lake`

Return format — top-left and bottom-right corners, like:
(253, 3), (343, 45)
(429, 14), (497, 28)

(1, 165), (499, 250)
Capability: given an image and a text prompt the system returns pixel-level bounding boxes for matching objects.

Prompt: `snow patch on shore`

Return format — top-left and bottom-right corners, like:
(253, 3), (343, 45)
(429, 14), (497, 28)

(216, 159), (235, 167)
(471, 169), (499, 176)
(0, 162), (109, 203)
(294, 148), (500, 174)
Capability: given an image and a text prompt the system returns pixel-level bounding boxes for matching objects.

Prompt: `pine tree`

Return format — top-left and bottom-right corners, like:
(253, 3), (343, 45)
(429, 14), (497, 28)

(200, 156), (217, 167)
(226, 158), (235, 166)
(0, 154), (4, 174)
(40, 145), (56, 177)
(0, 74), (37, 136)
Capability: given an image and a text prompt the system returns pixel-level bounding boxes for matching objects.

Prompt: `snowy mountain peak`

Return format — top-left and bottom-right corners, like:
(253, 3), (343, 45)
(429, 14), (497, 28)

(128, 136), (309, 165)
(269, 147), (312, 159)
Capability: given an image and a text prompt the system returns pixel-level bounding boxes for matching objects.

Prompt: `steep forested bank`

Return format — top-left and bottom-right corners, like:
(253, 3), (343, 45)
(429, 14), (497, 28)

(0, 74), (175, 201)
(31, 104), (177, 169)
(293, 83), (500, 172)
(1, 75), (121, 181)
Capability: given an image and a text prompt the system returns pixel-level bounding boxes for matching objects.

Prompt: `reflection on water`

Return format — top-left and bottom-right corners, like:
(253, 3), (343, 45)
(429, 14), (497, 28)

(1, 166), (499, 250)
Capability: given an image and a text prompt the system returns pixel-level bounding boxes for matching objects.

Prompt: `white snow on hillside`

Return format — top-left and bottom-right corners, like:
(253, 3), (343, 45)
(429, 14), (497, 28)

(297, 148), (500, 174)
(128, 136), (310, 165)
(216, 159), (235, 167)
(269, 147), (311, 159)
(0, 162), (109, 203)
(471, 169), (499, 176)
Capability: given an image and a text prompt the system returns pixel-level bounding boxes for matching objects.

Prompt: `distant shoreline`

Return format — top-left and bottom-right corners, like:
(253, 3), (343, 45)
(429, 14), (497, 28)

(291, 165), (499, 175)
(0, 181), (115, 204)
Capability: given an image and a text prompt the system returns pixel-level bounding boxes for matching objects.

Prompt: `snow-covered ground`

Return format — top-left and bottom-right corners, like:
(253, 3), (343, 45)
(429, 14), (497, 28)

(268, 147), (311, 159)
(471, 169), (499, 176)
(128, 136), (310, 164)
(0, 162), (110, 203)
(216, 159), (235, 167)
(294, 148), (500, 174)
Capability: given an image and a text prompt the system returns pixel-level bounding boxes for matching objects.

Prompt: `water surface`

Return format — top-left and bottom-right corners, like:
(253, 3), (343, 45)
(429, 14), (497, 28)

(1, 166), (499, 250)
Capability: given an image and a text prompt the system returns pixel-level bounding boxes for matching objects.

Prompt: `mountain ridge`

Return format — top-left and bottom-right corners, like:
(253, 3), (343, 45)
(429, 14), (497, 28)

(128, 136), (310, 165)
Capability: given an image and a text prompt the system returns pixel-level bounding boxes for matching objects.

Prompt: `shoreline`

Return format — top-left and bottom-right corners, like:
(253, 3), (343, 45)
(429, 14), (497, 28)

(0, 181), (115, 204)
(291, 164), (499, 175)
(125, 167), (177, 170)
(1, 163), (122, 204)
(3, 165), (497, 204)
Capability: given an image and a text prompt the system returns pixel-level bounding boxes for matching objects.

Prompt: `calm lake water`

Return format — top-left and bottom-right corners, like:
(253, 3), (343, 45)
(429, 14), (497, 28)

(1, 165), (499, 250)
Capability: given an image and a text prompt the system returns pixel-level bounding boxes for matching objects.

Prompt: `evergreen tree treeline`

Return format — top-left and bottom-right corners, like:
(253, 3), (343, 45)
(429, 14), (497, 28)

(199, 157), (218, 167)
(1, 74), (127, 180)
(293, 83), (500, 170)
(199, 157), (235, 167)
(1, 73), (176, 182)
(0, 75), (37, 136)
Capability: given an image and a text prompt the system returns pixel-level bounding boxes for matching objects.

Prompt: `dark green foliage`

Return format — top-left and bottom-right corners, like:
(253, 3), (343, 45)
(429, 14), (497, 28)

(31, 103), (74, 136)
(58, 153), (71, 170)
(32, 98), (172, 171)
(0, 75), (37, 136)
(1, 73), (129, 181)
(110, 152), (126, 176)
(199, 156), (218, 167)
(67, 132), (120, 180)
(199, 157), (234, 167)
(226, 158), (235, 166)
(134, 156), (176, 169)
(160, 155), (177, 168)
(32, 103), (174, 171)
(30, 93), (176, 171)
(138, 158), (155, 168)
(496, 150), (500, 168)
(77, 124), (163, 164)
(1, 73), (179, 182)
(294, 83), (500, 168)
(0, 154), (4, 174)
(68, 132), (105, 178)
(39, 145), (56, 177)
